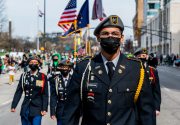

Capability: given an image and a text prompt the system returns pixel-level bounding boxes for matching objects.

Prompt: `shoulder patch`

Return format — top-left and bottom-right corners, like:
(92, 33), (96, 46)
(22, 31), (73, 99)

(149, 66), (156, 70)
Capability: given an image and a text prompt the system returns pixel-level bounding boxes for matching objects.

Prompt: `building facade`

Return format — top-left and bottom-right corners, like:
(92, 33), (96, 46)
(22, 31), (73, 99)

(140, 0), (180, 56)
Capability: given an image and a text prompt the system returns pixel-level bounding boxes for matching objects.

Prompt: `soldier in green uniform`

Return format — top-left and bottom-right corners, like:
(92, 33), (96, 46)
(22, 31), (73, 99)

(62, 15), (155, 125)
(134, 47), (161, 116)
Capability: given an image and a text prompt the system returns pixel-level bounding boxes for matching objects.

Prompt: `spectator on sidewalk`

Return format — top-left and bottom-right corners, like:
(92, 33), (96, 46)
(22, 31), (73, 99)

(7, 62), (16, 85)
(0, 57), (3, 75)
(160, 54), (163, 65)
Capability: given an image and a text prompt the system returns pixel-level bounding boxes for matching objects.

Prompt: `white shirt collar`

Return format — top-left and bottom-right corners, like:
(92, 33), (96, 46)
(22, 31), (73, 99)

(101, 52), (120, 72)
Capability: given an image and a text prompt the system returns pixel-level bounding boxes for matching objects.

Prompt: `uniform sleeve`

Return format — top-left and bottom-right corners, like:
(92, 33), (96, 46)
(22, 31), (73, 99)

(50, 78), (58, 116)
(61, 64), (82, 125)
(42, 75), (49, 111)
(152, 69), (161, 111)
(137, 68), (156, 125)
(11, 74), (23, 109)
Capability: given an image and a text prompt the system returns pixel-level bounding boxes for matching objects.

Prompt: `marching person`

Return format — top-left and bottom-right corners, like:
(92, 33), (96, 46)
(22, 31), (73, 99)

(62, 15), (155, 125)
(134, 48), (161, 116)
(11, 57), (48, 125)
(47, 53), (61, 82)
(50, 59), (74, 125)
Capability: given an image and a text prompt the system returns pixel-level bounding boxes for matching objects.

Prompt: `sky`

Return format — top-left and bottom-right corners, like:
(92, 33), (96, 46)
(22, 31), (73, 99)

(5, 0), (135, 39)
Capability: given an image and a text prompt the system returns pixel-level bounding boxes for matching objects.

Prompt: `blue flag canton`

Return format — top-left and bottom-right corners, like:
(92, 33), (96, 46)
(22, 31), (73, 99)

(65, 0), (76, 10)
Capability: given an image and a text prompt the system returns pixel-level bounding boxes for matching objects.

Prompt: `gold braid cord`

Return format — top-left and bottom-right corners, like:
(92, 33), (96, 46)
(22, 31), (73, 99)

(134, 62), (145, 103)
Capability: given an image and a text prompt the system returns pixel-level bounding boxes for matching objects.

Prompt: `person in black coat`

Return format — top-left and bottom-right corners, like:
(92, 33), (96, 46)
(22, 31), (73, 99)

(134, 48), (161, 117)
(47, 53), (61, 82)
(11, 57), (48, 125)
(61, 15), (156, 125)
(50, 59), (74, 125)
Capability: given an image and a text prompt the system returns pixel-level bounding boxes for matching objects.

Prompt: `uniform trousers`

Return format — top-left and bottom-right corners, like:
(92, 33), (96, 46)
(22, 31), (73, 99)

(57, 119), (62, 125)
(21, 108), (42, 125)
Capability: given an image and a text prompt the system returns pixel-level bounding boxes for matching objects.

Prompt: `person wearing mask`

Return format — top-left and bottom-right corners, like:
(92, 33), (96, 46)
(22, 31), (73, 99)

(134, 48), (161, 117)
(11, 57), (48, 125)
(50, 59), (74, 125)
(47, 53), (61, 82)
(61, 15), (155, 125)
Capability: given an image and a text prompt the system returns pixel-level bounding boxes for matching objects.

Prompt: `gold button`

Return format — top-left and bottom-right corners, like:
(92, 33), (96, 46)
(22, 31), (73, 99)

(108, 100), (112, 104)
(109, 89), (112, 93)
(107, 112), (111, 116)
(107, 123), (111, 125)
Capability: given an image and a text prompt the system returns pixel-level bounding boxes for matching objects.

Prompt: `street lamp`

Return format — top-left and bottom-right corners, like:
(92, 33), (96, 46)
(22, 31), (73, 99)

(43, 0), (46, 49)
(9, 20), (12, 51)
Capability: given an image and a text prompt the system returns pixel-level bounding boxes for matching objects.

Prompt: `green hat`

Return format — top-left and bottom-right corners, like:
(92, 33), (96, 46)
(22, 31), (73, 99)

(134, 48), (148, 56)
(94, 15), (124, 36)
(52, 53), (61, 60)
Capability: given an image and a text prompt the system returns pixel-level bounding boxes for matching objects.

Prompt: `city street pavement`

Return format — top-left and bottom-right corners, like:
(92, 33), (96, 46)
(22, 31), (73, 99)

(0, 65), (180, 125)
(157, 66), (180, 125)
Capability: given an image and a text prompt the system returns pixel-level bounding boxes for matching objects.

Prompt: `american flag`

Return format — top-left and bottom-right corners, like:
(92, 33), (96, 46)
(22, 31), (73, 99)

(58, 0), (77, 32)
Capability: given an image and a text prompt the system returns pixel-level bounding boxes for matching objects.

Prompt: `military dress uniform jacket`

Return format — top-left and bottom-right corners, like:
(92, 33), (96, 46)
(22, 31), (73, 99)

(50, 74), (72, 119)
(61, 54), (155, 125)
(11, 72), (48, 117)
(146, 66), (161, 111)
(47, 64), (61, 82)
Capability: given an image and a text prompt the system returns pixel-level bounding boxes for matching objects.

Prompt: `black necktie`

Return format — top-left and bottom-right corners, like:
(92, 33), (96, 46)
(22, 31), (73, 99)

(106, 62), (115, 81)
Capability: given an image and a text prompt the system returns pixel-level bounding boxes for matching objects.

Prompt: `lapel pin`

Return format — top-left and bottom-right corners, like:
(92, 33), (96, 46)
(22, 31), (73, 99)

(126, 88), (130, 92)
(98, 70), (103, 74)
(118, 69), (123, 74)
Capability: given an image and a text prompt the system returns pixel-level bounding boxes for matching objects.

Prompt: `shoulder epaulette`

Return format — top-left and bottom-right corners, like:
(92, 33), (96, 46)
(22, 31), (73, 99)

(127, 57), (141, 62)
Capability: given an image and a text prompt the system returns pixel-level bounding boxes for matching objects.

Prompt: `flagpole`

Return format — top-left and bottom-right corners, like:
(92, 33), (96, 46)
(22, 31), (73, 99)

(85, 28), (88, 55)
(74, 20), (77, 58)
(87, 24), (91, 56)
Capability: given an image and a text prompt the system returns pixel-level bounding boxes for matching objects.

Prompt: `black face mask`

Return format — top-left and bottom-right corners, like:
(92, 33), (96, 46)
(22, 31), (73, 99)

(99, 37), (120, 54)
(61, 70), (70, 77)
(139, 58), (147, 64)
(29, 64), (38, 71)
(53, 59), (58, 62)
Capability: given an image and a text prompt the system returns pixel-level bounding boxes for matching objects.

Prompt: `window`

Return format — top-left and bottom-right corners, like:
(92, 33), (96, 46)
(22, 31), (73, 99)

(149, 3), (155, 9)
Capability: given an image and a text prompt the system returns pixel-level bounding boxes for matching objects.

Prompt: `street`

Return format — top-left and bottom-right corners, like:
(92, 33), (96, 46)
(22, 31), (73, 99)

(0, 66), (180, 125)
